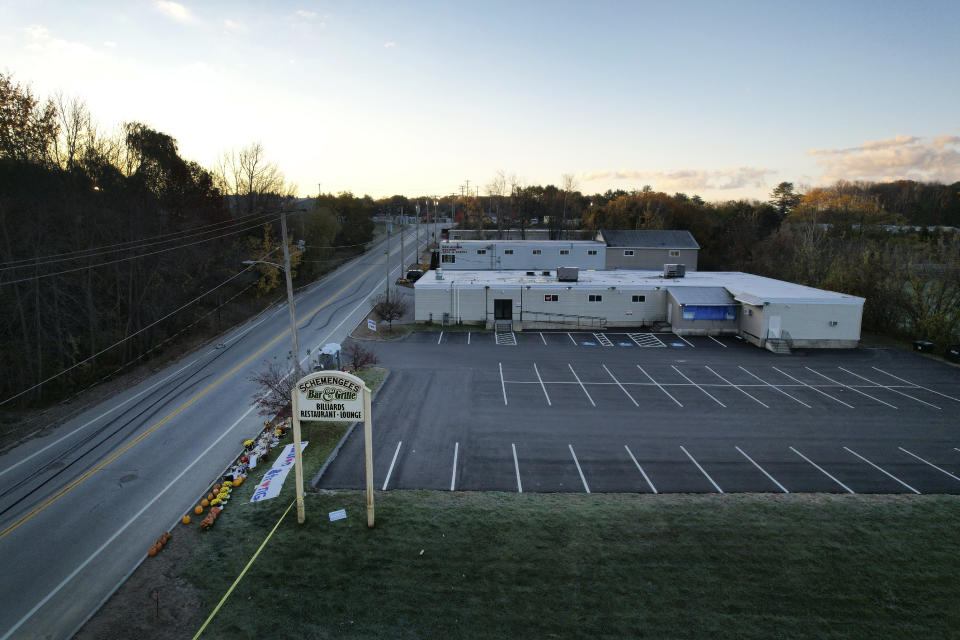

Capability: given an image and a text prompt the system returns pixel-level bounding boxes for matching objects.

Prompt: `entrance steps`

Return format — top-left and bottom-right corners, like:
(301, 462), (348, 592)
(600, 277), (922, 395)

(495, 322), (517, 346)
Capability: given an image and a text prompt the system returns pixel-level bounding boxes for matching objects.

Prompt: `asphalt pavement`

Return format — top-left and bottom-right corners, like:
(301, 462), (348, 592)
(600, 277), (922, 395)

(317, 331), (960, 495)
(0, 224), (434, 640)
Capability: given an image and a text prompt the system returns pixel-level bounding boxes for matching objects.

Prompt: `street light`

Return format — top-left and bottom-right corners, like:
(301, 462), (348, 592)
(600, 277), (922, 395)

(244, 258), (301, 378)
(243, 211), (301, 379)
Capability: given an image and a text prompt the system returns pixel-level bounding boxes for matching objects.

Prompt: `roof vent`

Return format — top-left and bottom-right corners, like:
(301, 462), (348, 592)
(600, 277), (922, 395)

(436, 268), (443, 280)
(557, 267), (579, 282)
(663, 264), (685, 278)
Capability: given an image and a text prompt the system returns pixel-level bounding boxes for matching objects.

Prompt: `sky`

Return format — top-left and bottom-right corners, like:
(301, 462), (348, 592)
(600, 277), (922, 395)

(1, 0), (959, 201)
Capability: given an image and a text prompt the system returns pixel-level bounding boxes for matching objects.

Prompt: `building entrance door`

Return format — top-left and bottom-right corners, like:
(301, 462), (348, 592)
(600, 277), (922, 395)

(494, 299), (513, 320)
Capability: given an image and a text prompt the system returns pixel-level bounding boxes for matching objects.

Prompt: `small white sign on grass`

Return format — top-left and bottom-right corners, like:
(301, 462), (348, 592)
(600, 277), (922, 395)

(329, 509), (347, 521)
(367, 318), (377, 331)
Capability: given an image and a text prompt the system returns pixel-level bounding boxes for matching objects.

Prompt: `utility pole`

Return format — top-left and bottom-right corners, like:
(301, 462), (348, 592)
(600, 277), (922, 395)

(385, 226), (390, 301)
(280, 210), (301, 378)
(416, 202), (421, 266)
(400, 217), (405, 274)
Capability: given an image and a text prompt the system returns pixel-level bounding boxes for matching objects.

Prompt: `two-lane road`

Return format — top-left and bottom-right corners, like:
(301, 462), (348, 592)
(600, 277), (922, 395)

(0, 225), (432, 639)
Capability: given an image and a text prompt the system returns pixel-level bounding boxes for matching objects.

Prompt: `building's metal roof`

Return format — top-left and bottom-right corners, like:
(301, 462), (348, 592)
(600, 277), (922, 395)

(667, 286), (736, 306)
(440, 240), (604, 246)
(598, 229), (700, 249)
(416, 269), (864, 305)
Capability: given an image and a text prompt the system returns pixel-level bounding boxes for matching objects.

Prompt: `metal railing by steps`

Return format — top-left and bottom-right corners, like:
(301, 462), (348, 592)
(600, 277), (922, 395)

(495, 321), (517, 345)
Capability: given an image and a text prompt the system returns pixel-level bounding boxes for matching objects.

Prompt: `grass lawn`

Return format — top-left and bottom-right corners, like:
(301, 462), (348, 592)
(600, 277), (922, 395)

(184, 464), (960, 638)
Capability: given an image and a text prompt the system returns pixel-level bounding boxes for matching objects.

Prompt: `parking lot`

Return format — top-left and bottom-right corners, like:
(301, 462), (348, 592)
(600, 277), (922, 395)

(316, 331), (960, 495)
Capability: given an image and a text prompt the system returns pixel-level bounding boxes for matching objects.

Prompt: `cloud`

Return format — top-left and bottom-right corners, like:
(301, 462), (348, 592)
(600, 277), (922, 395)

(154, 1), (196, 24)
(578, 166), (774, 191)
(808, 135), (960, 183)
(103, 40), (117, 48)
(223, 19), (246, 34)
(383, 41), (396, 48)
(296, 9), (318, 19)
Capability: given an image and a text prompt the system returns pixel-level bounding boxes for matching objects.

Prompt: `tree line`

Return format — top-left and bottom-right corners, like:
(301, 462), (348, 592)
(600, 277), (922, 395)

(0, 73), (375, 412)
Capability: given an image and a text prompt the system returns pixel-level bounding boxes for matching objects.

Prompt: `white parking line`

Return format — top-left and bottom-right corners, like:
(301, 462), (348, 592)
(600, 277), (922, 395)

(838, 367), (940, 410)
(708, 335), (727, 348)
(499, 362), (508, 406)
(567, 332), (577, 345)
(569, 445), (590, 493)
(898, 447), (960, 482)
(539, 332), (547, 345)
(624, 445), (657, 493)
(450, 442), (459, 490)
(382, 440), (402, 490)
(739, 366), (811, 408)
(705, 366), (768, 408)
(790, 446), (855, 493)
(467, 332), (471, 345)
(844, 446), (920, 494)
(773, 367), (854, 408)
(603, 364), (639, 406)
(672, 366), (726, 407)
(512, 443), (522, 493)
(673, 333), (695, 347)
(805, 367), (897, 409)
(637, 366), (683, 407)
(437, 331), (444, 345)
(533, 363), (552, 406)
(872, 367), (960, 404)
(735, 446), (788, 492)
(680, 446), (723, 493)
(568, 364), (596, 406)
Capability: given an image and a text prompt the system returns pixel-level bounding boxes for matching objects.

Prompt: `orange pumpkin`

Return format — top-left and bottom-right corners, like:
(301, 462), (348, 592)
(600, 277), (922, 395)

(234, 476), (244, 487)
(207, 493), (214, 501)
(194, 505), (203, 515)
(181, 515), (191, 525)
(200, 499), (209, 507)
(148, 546), (158, 557)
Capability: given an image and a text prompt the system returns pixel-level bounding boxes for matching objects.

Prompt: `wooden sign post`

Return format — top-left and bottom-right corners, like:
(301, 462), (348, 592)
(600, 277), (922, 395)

(292, 370), (375, 527)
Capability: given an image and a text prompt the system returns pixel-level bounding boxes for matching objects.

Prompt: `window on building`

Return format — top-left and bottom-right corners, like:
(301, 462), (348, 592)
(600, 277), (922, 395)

(560, 249), (569, 255)
(542, 271), (551, 276)
(504, 249), (514, 255)
(669, 249), (680, 257)
(526, 271), (535, 276)
(477, 249), (486, 255)
(544, 294), (558, 302)
(532, 249), (542, 255)
(441, 254), (455, 263)
(631, 295), (646, 303)
(587, 250), (598, 255)
(623, 250), (634, 256)
(588, 294), (602, 302)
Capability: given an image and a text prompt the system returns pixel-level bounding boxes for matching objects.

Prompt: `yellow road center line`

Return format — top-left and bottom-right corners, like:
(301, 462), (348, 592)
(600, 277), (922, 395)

(0, 259), (380, 541)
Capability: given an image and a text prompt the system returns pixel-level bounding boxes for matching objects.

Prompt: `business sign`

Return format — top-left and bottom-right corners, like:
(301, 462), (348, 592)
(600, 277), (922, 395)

(250, 442), (308, 503)
(291, 370), (375, 527)
(295, 371), (367, 422)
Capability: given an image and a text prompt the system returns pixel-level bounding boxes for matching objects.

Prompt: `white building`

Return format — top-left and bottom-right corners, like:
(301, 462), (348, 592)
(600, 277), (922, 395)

(414, 268), (864, 350)
(438, 240), (606, 271)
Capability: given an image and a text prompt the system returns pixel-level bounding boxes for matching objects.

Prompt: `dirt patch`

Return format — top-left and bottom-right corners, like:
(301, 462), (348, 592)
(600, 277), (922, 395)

(74, 522), (204, 640)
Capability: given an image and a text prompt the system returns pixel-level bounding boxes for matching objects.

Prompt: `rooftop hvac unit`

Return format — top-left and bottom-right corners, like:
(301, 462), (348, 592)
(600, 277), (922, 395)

(663, 264), (685, 278)
(436, 268), (444, 280)
(557, 267), (579, 282)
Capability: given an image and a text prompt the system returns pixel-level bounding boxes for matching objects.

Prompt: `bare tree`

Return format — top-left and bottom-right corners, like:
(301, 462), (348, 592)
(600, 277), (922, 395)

(343, 342), (378, 371)
(249, 359), (297, 418)
(214, 142), (287, 213)
(373, 290), (409, 332)
(560, 173), (578, 239)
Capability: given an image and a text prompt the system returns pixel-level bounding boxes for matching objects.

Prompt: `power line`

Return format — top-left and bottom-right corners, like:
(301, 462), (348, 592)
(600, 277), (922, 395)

(0, 216), (297, 287)
(0, 209), (281, 269)
(0, 255), (273, 408)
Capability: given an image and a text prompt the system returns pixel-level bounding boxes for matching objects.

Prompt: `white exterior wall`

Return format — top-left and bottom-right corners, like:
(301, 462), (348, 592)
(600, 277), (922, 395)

(439, 241), (606, 270)
(738, 303), (765, 346)
(765, 302), (862, 347)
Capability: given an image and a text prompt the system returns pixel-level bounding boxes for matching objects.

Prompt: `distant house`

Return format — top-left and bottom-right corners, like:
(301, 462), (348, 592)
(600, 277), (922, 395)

(597, 229), (700, 271)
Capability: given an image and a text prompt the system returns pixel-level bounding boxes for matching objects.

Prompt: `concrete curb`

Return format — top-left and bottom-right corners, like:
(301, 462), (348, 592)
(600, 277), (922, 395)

(309, 369), (392, 490)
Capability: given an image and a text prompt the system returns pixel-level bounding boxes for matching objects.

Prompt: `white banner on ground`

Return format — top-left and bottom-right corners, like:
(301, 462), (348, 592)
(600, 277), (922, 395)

(249, 442), (308, 503)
